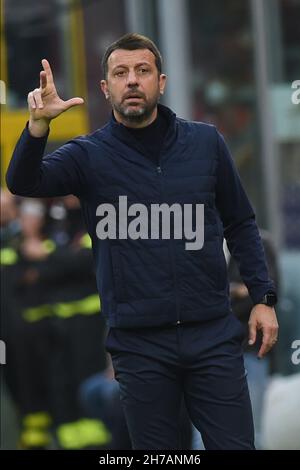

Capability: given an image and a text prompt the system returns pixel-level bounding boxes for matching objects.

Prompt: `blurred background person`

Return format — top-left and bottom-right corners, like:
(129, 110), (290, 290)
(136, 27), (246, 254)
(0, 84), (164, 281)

(1, 196), (111, 449)
(0, 189), (21, 407)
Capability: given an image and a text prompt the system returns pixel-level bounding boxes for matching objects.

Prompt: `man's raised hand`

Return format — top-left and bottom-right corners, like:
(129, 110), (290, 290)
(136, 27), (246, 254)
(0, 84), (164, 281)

(28, 59), (84, 137)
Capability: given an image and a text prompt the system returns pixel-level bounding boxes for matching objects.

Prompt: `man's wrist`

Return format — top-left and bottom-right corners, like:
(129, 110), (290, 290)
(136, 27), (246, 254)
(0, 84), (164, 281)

(256, 291), (277, 307)
(28, 118), (50, 138)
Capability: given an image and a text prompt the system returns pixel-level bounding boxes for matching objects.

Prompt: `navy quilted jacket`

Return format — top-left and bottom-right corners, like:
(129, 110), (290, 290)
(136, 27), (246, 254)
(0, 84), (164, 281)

(6, 105), (275, 328)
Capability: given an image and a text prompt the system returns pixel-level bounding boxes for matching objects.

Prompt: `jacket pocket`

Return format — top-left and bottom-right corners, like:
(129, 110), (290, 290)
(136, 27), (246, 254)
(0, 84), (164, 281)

(110, 246), (126, 301)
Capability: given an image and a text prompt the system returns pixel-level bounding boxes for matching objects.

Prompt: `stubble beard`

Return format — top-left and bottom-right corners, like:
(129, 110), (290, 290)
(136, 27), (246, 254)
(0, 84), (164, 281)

(111, 91), (160, 124)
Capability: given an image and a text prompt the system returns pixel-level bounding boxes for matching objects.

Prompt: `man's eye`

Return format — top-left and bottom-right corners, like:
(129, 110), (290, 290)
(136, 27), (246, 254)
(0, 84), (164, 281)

(115, 71), (125, 77)
(139, 68), (149, 74)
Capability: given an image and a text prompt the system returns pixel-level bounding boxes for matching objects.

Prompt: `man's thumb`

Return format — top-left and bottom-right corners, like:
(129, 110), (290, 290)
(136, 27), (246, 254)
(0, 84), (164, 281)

(248, 322), (257, 345)
(64, 97), (84, 110)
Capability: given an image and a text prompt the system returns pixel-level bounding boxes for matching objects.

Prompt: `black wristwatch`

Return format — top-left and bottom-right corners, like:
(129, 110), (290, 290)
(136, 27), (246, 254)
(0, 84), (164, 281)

(258, 292), (277, 307)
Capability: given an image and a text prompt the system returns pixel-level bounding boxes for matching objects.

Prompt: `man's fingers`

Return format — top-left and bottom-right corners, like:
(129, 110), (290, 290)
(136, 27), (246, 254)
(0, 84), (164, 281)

(63, 97), (85, 111)
(41, 59), (54, 84)
(258, 341), (271, 358)
(28, 91), (36, 109)
(270, 324), (279, 347)
(248, 321), (257, 346)
(32, 89), (44, 109)
(258, 328), (272, 358)
(258, 344), (268, 359)
(40, 71), (47, 90)
(249, 306), (279, 359)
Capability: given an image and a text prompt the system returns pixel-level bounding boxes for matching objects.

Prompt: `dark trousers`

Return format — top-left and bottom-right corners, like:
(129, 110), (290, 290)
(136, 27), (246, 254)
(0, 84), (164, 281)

(105, 313), (255, 450)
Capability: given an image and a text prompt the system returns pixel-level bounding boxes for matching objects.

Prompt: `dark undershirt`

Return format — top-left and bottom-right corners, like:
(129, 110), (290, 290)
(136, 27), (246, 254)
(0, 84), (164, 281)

(117, 111), (170, 166)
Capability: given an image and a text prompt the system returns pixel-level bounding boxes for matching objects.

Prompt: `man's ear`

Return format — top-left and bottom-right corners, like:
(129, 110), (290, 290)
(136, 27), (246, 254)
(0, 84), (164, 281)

(100, 80), (109, 99)
(159, 74), (167, 95)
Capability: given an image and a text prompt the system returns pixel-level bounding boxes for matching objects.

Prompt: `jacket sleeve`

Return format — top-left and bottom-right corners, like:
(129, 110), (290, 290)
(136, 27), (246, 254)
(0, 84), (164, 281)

(6, 123), (88, 198)
(215, 129), (276, 304)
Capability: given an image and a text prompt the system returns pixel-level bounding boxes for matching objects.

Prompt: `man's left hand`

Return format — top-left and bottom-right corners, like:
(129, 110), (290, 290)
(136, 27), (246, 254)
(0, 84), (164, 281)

(248, 305), (279, 359)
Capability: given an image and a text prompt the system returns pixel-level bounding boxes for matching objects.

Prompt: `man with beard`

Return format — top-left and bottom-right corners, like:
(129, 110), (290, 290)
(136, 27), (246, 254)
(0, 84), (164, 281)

(6, 33), (278, 450)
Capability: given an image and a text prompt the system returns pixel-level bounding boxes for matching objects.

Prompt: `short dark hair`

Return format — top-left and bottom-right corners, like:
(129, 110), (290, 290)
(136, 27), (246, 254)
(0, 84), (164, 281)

(102, 32), (163, 78)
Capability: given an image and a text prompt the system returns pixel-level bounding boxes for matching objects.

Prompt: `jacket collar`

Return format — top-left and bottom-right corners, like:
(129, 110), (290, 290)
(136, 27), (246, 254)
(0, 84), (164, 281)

(107, 104), (178, 163)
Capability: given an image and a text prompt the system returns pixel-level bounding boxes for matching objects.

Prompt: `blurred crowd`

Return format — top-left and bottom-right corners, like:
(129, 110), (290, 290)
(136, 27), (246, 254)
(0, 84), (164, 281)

(1, 189), (111, 449)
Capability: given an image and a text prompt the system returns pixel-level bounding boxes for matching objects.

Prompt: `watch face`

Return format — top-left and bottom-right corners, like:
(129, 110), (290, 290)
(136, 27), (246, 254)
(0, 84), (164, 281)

(266, 293), (277, 306)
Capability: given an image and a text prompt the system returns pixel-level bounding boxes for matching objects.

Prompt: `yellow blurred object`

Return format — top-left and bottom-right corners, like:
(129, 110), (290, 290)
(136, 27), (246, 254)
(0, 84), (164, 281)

(0, 0), (89, 185)
(23, 411), (52, 429)
(56, 419), (111, 449)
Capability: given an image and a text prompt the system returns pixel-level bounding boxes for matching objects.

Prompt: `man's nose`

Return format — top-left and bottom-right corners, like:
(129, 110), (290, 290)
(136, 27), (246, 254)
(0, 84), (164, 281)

(126, 70), (139, 86)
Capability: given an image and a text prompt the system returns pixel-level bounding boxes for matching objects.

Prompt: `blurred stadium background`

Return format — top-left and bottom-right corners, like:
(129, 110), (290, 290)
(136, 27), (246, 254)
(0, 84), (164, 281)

(1, 0), (299, 450)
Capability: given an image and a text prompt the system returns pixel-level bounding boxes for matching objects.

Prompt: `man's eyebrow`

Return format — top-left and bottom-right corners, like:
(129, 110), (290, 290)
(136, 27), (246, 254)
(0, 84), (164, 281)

(112, 61), (152, 71)
(134, 62), (152, 67)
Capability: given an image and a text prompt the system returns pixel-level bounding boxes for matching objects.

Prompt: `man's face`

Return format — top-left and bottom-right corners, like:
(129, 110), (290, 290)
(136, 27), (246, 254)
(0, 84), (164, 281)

(101, 48), (166, 126)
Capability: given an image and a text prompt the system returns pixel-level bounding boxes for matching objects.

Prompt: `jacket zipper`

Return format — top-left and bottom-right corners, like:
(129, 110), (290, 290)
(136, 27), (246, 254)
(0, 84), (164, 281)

(156, 162), (181, 325)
